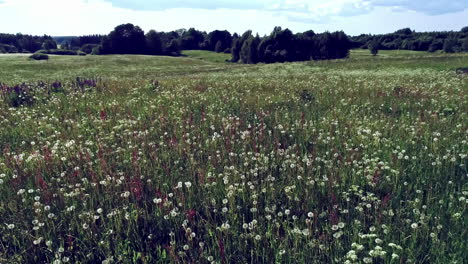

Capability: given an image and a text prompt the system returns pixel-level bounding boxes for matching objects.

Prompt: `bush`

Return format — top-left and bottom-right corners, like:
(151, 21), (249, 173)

(80, 44), (99, 54)
(77, 51), (87, 56)
(29, 53), (49, 60)
(37, 49), (78, 55)
(91, 45), (102, 55)
(0, 44), (18, 53)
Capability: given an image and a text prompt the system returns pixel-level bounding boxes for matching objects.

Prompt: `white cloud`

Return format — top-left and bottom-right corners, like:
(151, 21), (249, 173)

(0, 0), (466, 36)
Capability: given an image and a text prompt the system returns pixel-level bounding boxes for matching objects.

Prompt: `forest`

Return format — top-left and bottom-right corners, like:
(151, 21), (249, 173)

(1, 24), (468, 63)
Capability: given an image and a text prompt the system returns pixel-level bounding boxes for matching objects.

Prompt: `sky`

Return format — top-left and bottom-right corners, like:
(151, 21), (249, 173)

(0, 0), (466, 36)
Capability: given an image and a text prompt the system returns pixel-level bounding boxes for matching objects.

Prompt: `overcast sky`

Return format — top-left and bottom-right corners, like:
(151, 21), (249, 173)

(0, 0), (466, 36)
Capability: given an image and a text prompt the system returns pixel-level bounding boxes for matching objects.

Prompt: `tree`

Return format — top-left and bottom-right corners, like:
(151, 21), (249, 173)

(443, 38), (457, 53)
(369, 40), (379, 56)
(395, 28), (413, 35)
(101, 23), (146, 54)
(165, 39), (180, 55)
(462, 37), (468, 52)
(428, 39), (443, 52)
(41, 39), (57, 50)
(180, 28), (205, 50)
(231, 30), (252, 62)
(207, 30), (232, 51)
(145, 30), (162, 55)
(215, 40), (223, 53)
(240, 34), (260, 64)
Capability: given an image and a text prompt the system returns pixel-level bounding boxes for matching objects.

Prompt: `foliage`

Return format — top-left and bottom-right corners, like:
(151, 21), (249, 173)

(369, 40), (379, 56)
(179, 28), (205, 50)
(29, 53), (49, 60)
(41, 39), (57, 50)
(80, 44), (99, 54)
(37, 49), (78, 55)
(0, 33), (56, 53)
(145, 30), (163, 55)
(443, 38), (457, 53)
(100, 23), (147, 54)
(352, 27), (468, 52)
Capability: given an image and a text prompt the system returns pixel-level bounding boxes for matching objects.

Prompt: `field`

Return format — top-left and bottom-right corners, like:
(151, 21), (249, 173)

(0, 50), (467, 263)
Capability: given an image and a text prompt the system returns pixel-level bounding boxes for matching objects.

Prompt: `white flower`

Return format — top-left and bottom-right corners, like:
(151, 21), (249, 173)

(184, 181), (192, 188)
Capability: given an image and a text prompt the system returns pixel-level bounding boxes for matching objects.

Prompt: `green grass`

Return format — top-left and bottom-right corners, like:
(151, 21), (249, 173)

(350, 49), (430, 57)
(0, 51), (467, 263)
(182, 50), (232, 63)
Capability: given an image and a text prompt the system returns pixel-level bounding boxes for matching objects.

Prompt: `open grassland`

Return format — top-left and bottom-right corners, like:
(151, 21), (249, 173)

(0, 51), (467, 263)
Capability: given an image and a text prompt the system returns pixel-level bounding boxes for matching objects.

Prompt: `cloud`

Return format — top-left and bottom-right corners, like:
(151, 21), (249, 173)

(106, 0), (468, 16)
(108, 0), (277, 11)
(0, 0), (466, 36)
(371, 0), (468, 15)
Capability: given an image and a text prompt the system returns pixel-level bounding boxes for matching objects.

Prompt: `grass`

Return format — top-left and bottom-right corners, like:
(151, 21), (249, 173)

(0, 50), (467, 263)
(182, 50), (232, 63)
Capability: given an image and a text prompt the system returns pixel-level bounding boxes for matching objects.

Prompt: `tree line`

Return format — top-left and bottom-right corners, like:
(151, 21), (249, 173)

(0, 33), (56, 53)
(351, 27), (468, 53)
(51, 24), (352, 63)
(86, 24), (352, 63)
(2, 24), (467, 62)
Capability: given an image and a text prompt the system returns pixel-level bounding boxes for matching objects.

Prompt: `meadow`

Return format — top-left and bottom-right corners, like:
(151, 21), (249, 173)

(0, 50), (467, 263)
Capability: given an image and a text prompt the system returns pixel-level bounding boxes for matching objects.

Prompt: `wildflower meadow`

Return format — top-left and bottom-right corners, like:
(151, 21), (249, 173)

(0, 51), (467, 263)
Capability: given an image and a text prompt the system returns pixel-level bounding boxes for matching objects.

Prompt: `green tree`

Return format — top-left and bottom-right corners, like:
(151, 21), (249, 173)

(462, 37), (468, 52)
(41, 39), (57, 50)
(101, 23), (146, 54)
(231, 30), (252, 62)
(215, 40), (223, 53)
(369, 40), (379, 56)
(240, 34), (260, 64)
(145, 30), (162, 55)
(443, 38), (457, 53)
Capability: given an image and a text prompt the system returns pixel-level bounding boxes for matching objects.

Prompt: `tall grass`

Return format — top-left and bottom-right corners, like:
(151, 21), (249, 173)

(0, 52), (466, 263)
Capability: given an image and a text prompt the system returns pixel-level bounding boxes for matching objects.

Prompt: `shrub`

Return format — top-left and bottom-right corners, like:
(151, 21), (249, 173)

(81, 44), (99, 54)
(37, 49), (78, 55)
(29, 53), (49, 60)
(368, 40), (379, 56)
(0, 44), (18, 53)
(91, 45), (102, 55)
